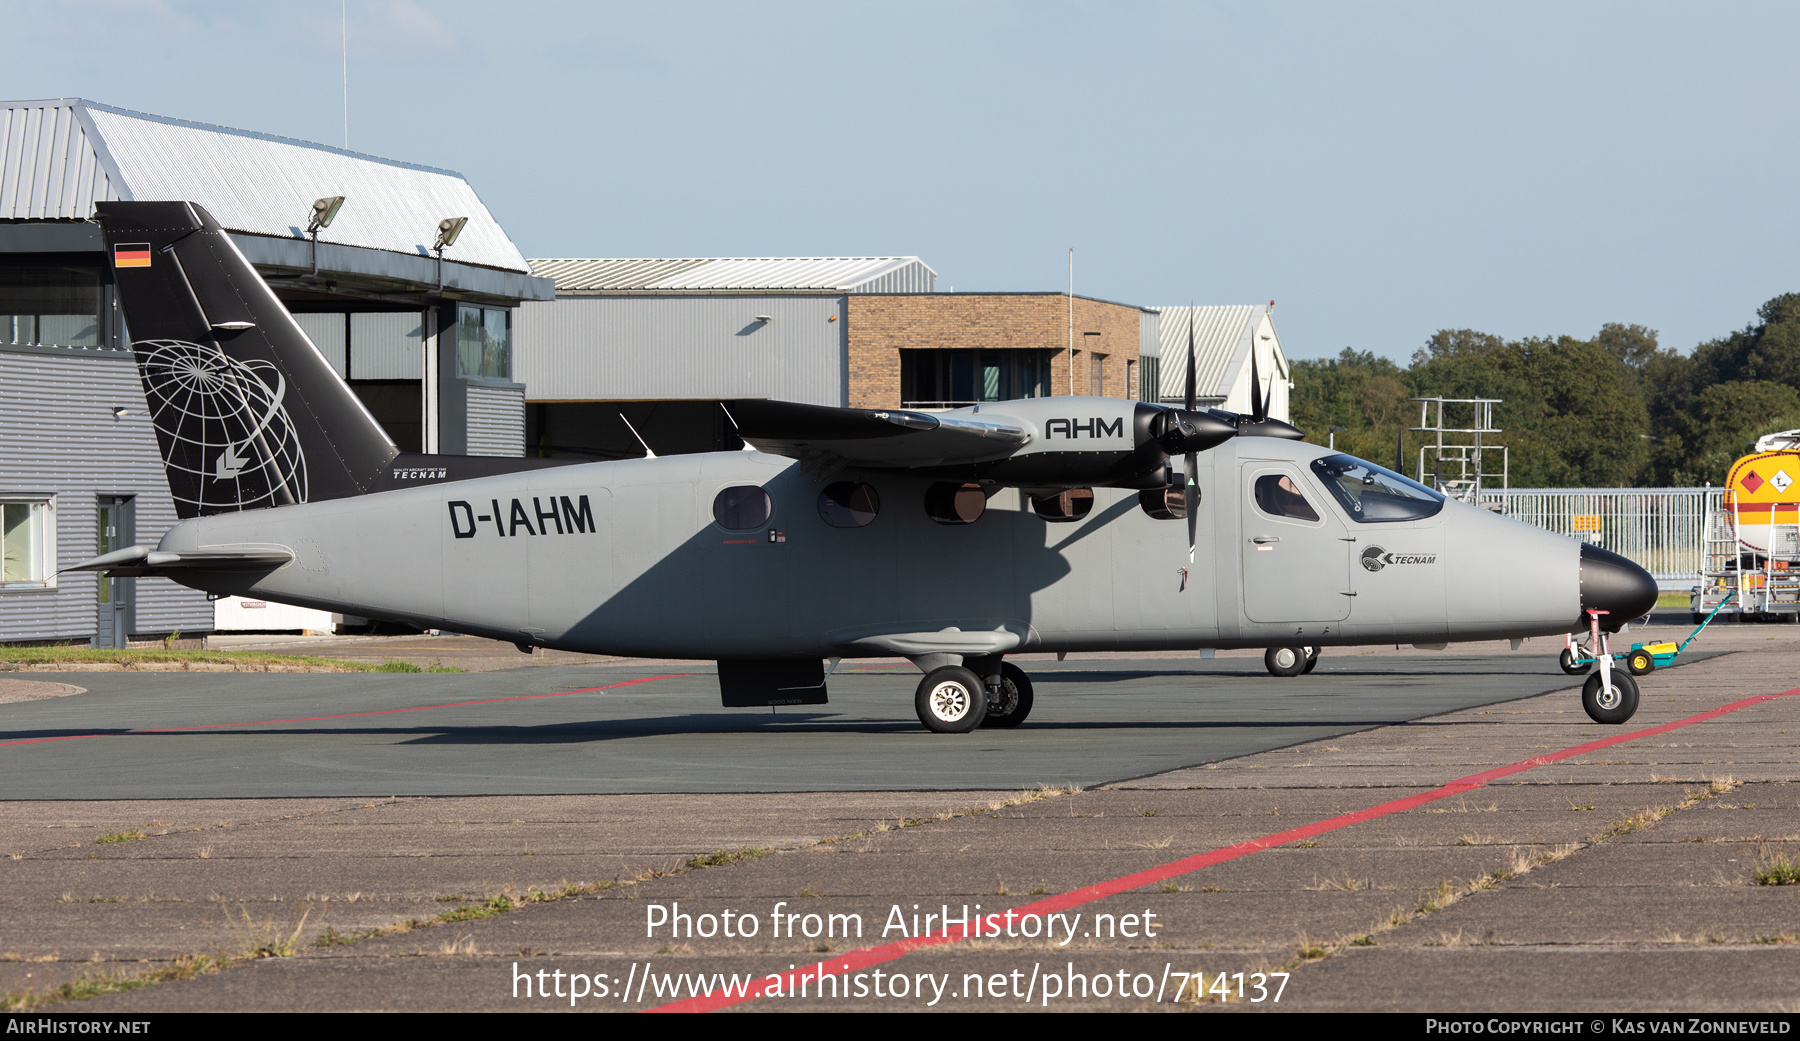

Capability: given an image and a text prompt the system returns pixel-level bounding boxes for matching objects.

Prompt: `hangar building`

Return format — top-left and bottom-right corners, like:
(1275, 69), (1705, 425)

(1144, 304), (1292, 422)
(0, 99), (550, 645)
(515, 260), (1155, 460)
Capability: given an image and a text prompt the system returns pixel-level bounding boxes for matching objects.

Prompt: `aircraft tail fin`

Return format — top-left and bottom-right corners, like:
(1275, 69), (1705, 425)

(96, 201), (401, 518)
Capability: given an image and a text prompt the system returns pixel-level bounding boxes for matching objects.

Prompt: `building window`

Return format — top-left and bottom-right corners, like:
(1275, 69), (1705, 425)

(901, 349), (1054, 408)
(0, 498), (53, 587)
(456, 305), (511, 379)
(1089, 351), (1106, 396)
(0, 263), (102, 348)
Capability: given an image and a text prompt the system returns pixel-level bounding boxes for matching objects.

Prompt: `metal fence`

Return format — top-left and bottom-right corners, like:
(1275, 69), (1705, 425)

(1476, 488), (1721, 583)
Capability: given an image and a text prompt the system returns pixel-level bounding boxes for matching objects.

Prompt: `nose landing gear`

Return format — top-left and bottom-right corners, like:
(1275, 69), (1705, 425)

(1576, 608), (1639, 725)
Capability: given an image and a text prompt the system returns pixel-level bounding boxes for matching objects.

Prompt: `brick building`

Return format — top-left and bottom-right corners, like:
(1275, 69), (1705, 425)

(514, 257), (1156, 460)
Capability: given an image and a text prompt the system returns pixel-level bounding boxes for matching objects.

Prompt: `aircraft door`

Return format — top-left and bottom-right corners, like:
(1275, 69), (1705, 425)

(1239, 463), (1352, 623)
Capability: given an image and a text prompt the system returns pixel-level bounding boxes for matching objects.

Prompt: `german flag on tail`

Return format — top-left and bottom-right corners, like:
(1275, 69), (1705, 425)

(113, 242), (151, 268)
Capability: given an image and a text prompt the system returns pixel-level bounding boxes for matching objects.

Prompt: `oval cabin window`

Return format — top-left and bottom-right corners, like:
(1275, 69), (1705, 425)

(1030, 488), (1094, 523)
(1139, 483), (1192, 520)
(712, 486), (772, 530)
(924, 482), (987, 525)
(818, 482), (880, 528)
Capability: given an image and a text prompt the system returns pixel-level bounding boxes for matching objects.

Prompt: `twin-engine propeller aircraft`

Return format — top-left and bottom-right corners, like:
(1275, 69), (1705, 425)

(75, 201), (1660, 731)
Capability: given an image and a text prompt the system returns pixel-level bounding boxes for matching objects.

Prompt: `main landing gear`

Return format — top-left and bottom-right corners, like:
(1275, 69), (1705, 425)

(1264, 646), (1320, 677)
(913, 660), (1036, 733)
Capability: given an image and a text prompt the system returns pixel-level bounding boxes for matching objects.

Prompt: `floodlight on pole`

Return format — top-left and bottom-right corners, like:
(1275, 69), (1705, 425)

(307, 195), (345, 278)
(433, 217), (468, 291)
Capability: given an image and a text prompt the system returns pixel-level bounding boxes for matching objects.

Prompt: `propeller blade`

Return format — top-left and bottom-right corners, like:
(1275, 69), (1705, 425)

(1184, 308), (1197, 412)
(1396, 429), (1404, 474)
(1185, 450), (1198, 565)
(1249, 337), (1266, 425)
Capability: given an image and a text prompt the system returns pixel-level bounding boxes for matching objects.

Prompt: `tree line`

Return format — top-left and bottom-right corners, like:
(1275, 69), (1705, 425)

(1289, 293), (1800, 488)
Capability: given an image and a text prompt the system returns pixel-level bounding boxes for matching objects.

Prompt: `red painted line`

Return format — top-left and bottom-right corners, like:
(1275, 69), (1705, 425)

(0, 674), (690, 748)
(648, 684), (1800, 1013)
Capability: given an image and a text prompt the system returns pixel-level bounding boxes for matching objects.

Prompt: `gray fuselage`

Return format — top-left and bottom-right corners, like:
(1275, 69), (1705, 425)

(154, 436), (1581, 659)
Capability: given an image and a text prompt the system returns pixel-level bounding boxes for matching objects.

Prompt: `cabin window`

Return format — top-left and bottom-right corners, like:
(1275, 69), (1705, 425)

(1140, 483), (1190, 520)
(818, 481), (880, 528)
(1030, 488), (1094, 523)
(924, 482), (987, 525)
(0, 498), (53, 587)
(712, 486), (772, 530)
(1252, 474), (1320, 522)
(1309, 454), (1445, 523)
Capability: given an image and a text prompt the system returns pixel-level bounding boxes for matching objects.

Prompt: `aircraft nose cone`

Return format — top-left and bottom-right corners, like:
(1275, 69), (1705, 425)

(1578, 543), (1658, 632)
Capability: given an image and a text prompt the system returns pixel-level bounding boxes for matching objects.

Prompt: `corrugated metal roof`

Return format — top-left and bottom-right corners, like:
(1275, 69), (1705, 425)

(0, 99), (531, 273)
(530, 256), (937, 293)
(1144, 302), (1288, 399)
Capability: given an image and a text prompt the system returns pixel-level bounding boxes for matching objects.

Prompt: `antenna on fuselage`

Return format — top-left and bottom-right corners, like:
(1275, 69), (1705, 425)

(619, 413), (657, 459)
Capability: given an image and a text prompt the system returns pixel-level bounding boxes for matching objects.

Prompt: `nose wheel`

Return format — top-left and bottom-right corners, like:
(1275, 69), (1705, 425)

(1582, 670), (1639, 724)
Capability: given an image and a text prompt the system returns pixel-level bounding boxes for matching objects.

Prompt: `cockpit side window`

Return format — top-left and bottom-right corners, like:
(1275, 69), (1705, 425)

(1308, 454), (1445, 523)
(1252, 473), (1320, 522)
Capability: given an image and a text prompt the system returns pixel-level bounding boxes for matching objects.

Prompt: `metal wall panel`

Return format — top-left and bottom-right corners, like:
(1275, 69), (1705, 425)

(0, 101), (117, 220)
(293, 313), (347, 376)
(0, 346), (212, 641)
(530, 257), (935, 293)
(466, 383), (525, 457)
(514, 295), (845, 405)
(349, 311), (424, 380)
(0, 99), (529, 272)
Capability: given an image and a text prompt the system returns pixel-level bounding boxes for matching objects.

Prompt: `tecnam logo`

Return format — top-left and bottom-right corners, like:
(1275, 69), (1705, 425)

(1361, 545), (1437, 572)
(1044, 417), (1125, 439)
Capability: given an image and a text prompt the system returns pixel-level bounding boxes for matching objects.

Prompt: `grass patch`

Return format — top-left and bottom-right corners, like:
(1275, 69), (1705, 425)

(1752, 844), (1800, 886)
(2, 954), (228, 1011)
(94, 830), (144, 844)
(685, 847), (771, 870)
(1656, 592), (1691, 609)
(0, 647), (461, 673)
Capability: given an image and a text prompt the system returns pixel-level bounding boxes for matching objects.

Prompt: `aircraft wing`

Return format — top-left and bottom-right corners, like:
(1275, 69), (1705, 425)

(64, 545), (295, 578)
(727, 399), (1030, 474)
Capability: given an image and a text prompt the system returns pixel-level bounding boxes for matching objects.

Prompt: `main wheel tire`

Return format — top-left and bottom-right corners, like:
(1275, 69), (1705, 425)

(1581, 670), (1640, 725)
(1265, 646), (1307, 677)
(981, 662), (1035, 729)
(1559, 647), (1592, 675)
(915, 666), (988, 733)
(1626, 649), (1655, 676)
(1301, 646), (1320, 674)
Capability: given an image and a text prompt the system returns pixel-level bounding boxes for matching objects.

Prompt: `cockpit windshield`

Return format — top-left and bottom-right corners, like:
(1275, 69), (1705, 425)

(1309, 454), (1445, 523)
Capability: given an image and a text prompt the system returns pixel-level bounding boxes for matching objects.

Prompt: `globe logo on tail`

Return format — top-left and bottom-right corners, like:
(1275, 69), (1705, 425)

(135, 339), (308, 515)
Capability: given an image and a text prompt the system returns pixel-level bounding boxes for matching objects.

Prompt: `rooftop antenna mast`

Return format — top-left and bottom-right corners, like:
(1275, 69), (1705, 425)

(342, 0), (349, 149)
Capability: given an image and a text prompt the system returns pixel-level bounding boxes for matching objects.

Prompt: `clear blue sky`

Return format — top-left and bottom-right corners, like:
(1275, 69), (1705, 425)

(7, 1), (1796, 363)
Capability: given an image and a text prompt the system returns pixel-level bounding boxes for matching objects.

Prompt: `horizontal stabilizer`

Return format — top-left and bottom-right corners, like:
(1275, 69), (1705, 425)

(65, 545), (294, 578)
(729, 399), (1029, 473)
